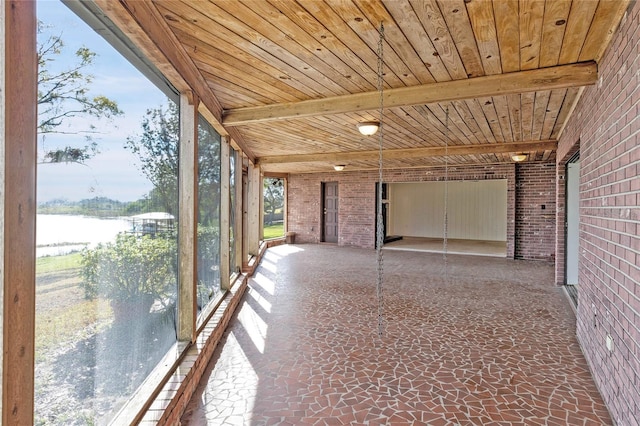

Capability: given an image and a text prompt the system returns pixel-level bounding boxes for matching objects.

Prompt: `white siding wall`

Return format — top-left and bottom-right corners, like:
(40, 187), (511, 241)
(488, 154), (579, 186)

(389, 180), (507, 241)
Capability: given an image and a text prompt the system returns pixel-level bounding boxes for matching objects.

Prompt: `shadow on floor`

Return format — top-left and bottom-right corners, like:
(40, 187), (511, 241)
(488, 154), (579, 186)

(181, 245), (610, 425)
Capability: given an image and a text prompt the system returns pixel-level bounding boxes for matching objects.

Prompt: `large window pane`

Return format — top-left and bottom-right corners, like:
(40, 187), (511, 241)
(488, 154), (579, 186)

(263, 178), (285, 239)
(196, 117), (221, 314)
(230, 149), (237, 274)
(35, 2), (178, 422)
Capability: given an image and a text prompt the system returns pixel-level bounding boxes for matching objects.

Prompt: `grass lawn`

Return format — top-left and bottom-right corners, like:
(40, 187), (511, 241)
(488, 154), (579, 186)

(35, 252), (113, 356)
(37, 252), (82, 274)
(263, 223), (284, 239)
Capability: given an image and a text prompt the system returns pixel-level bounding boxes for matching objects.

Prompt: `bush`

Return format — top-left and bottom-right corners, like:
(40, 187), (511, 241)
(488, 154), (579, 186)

(80, 233), (177, 309)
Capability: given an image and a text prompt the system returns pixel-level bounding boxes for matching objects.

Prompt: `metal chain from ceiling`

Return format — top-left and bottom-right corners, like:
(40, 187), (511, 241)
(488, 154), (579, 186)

(443, 107), (449, 282)
(376, 22), (385, 338)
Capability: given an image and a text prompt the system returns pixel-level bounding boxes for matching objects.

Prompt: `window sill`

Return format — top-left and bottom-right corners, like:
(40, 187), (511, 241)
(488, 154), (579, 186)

(134, 273), (250, 425)
(111, 242), (269, 425)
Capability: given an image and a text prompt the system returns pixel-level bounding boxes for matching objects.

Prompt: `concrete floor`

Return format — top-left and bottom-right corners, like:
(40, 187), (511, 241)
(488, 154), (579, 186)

(383, 237), (507, 257)
(181, 244), (610, 425)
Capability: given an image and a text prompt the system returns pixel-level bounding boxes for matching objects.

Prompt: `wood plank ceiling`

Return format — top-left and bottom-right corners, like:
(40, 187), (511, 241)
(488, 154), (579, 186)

(109, 0), (629, 173)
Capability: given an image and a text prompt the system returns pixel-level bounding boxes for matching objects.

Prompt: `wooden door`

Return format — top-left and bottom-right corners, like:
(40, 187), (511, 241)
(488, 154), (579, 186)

(322, 182), (338, 243)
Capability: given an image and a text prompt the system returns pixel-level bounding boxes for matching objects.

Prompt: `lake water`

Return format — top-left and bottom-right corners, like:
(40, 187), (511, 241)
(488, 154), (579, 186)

(37, 214), (131, 257)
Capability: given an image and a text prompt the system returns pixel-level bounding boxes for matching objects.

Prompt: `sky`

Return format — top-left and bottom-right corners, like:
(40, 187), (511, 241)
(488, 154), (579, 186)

(37, 0), (170, 202)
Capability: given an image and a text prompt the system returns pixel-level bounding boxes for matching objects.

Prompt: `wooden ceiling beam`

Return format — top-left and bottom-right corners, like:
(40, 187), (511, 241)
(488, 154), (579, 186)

(256, 140), (557, 165)
(96, 0), (256, 161)
(223, 61), (597, 126)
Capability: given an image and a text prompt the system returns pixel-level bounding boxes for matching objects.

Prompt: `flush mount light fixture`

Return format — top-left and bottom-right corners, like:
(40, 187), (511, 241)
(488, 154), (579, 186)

(511, 154), (527, 162)
(357, 121), (380, 136)
(334, 165), (345, 171)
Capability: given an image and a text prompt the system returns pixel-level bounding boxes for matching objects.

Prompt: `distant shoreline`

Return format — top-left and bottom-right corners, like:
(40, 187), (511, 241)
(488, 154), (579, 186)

(37, 214), (130, 257)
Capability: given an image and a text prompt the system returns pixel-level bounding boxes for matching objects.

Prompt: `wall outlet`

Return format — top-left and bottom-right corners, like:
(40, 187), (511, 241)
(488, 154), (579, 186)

(606, 334), (614, 352)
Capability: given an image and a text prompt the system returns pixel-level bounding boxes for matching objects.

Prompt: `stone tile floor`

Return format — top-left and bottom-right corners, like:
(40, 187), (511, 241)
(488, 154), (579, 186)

(181, 244), (611, 425)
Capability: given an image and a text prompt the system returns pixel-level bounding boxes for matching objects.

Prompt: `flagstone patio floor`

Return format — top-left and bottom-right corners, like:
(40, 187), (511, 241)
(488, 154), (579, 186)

(181, 244), (610, 425)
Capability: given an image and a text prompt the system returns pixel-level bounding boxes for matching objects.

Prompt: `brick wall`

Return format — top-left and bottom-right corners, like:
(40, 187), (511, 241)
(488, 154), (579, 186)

(515, 163), (556, 261)
(557, 1), (640, 423)
(288, 164), (522, 258)
(286, 176), (322, 244)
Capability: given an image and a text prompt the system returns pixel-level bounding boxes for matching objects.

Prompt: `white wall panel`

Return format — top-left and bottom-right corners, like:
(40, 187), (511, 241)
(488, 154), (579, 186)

(389, 182), (444, 237)
(389, 180), (507, 241)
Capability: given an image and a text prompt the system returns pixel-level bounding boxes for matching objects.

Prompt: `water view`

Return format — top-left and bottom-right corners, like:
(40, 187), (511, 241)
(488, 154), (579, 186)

(36, 214), (130, 257)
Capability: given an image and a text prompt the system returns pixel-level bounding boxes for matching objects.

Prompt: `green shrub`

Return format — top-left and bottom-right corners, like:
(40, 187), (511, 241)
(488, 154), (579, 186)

(80, 234), (177, 306)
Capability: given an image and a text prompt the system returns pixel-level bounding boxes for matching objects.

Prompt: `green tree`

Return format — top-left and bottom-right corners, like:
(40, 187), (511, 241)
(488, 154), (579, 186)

(37, 22), (122, 163)
(124, 188), (172, 215)
(125, 103), (221, 221)
(125, 103), (180, 216)
(197, 119), (221, 227)
(80, 234), (176, 313)
(126, 105), (222, 307)
(264, 178), (284, 225)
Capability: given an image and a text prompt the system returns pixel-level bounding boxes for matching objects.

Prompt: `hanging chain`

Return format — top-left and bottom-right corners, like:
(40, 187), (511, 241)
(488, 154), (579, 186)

(443, 107), (449, 282)
(375, 22), (385, 338)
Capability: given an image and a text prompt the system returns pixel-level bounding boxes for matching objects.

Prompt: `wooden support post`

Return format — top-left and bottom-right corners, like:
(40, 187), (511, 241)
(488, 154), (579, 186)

(3, 1), (37, 423)
(1, 1), (5, 417)
(220, 137), (230, 291)
(242, 160), (249, 269)
(247, 163), (261, 256)
(234, 151), (243, 273)
(178, 92), (198, 342)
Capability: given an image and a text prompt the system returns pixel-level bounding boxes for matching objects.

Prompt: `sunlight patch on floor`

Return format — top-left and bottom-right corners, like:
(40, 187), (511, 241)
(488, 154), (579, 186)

(270, 244), (305, 257)
(238, 300), (267, 354)
(248, 286), (272, 314)
(259, 259), (277, 274)
(252, 272), (275, 296)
